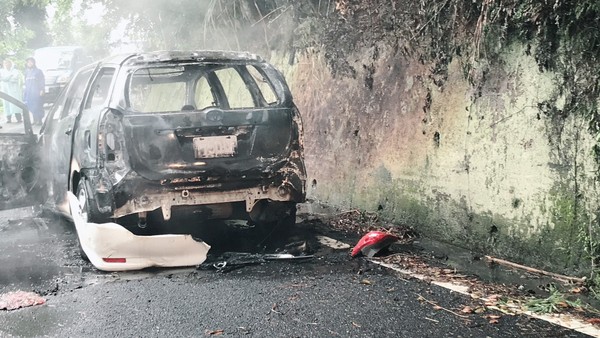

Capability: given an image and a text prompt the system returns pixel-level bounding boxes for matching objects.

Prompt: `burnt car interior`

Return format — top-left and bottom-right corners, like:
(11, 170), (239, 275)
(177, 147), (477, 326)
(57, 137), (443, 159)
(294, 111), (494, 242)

(127, 64), (277, 112)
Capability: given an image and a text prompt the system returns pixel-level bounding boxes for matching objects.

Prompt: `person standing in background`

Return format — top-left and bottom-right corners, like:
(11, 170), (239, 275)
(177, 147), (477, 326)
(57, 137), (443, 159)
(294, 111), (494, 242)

(0, 59), (23, 123)
(24, 57), (45, 125)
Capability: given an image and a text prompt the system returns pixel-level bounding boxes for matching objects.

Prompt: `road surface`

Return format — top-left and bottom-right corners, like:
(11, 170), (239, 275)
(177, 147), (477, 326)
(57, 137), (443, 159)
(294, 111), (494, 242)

(0, 206), (591, 337)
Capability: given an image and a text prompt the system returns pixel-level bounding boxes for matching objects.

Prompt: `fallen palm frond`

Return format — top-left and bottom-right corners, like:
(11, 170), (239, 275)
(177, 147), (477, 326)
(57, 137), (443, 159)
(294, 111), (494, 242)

(526, 286), (583, 314)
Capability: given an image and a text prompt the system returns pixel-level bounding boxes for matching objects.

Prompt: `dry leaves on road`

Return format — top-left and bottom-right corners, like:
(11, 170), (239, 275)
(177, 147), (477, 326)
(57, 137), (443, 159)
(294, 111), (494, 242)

(485, 314), (502, 324)
(327, 210), (416, 242)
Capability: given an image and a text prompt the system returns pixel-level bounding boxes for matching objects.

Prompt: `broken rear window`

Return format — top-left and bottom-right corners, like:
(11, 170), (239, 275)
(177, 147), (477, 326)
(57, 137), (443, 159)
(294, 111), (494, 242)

(127, 64), (281, 113)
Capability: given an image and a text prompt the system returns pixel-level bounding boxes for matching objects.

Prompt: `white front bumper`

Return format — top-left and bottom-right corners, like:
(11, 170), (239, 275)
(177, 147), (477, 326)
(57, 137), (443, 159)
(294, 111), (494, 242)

(68, 193), (210, 272)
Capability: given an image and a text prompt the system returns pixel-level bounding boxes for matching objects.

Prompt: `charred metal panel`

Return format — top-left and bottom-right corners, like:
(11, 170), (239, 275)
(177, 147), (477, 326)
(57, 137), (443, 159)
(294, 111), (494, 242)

(120, 108), (295, 180)
(0, 137), (39, 209)
(113, 184), (302, 220)
(72, 106), (103, 171)
(0, 91), (33, 135)
(0, 90), (41, 210)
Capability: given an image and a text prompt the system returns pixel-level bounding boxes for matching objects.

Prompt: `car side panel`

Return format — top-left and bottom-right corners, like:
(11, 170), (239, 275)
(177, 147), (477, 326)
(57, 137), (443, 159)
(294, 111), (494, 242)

(0, 136), (40, 209)
(0, 91), (40, 210)
(70, 65), (116, 188)
(72, 106), (103, 170)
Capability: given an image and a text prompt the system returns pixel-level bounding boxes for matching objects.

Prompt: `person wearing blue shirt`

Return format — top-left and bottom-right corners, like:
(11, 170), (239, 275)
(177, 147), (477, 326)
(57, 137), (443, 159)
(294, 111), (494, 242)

(23, 57), (45, 125)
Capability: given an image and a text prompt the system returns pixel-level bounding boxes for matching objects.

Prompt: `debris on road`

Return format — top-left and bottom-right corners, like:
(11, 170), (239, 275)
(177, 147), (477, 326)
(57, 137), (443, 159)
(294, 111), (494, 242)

(264, 253), (314, 260)
(205, 329), (224, 335)
(269, 303), (283, 315)
(460, 305), (474, 314)
(416, 293), (469, 319)
(281, 240), (312, 256)
(351, 231), (399, 257)
(369, 252), (600, 335)
(236, 327), (251, 334)
(0, 290), (46, 311)
(484, 255), (586, 284)
(485, 314), (502, 324)
(199, 252), (314, 273)
(587, 318), (600, 324)
(525, 286), (584, 314)
(201, 252), (266, 272)
(316, 235), (351, 249)
(327, 209), (417, 242)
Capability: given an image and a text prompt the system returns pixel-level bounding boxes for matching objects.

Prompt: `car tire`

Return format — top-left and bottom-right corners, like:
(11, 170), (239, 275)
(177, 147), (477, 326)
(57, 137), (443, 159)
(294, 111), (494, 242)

(76, 179), (92, 223)
(76, 178), (108, 224)
(75, 178), (104, 261)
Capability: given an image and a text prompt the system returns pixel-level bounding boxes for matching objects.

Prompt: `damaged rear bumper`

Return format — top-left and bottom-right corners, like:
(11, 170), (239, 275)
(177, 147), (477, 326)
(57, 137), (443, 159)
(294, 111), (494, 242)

(113, 181), (304, 221)
(86, 165), (306, 221)
(68, 193), (210, 271)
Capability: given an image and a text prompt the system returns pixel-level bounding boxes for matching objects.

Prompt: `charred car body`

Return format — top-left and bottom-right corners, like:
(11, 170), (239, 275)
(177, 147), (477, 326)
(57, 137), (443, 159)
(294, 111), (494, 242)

(0, 51), (306, 269)
(56, 50), (306, 231)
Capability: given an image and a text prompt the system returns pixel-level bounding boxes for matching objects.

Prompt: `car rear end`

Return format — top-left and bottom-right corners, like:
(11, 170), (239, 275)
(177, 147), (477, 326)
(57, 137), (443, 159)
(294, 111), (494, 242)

(94, 52), (306, 230)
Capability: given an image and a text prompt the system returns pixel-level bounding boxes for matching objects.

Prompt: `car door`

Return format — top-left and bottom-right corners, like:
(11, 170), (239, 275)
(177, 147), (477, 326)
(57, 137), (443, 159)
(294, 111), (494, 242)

(40, 67), (94, 206)
(0, 91), (39, 210)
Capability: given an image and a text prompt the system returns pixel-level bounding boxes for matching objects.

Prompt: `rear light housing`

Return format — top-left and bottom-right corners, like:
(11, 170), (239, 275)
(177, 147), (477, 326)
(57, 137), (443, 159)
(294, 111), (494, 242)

(98, 110), (130, 185)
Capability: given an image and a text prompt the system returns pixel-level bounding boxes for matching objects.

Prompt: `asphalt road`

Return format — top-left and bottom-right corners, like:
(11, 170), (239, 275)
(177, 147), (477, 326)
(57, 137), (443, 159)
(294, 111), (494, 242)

(0, 206), (591, 337)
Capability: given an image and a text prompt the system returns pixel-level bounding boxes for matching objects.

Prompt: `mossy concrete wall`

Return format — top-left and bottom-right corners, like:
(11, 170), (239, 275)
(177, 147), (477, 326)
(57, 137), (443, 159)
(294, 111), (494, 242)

(271, 45), (599, 274)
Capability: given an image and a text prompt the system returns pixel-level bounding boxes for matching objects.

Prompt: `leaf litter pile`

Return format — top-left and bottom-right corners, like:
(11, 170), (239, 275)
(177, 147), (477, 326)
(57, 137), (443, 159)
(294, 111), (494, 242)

(327, 209), (417, 241)
(324, 209), (600, 328)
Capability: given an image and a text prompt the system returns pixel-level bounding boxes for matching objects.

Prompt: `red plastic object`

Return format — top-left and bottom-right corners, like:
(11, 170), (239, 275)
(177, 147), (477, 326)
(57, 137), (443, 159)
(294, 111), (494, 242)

(351, 231), (399, 257)
(102, 257), (127, 263)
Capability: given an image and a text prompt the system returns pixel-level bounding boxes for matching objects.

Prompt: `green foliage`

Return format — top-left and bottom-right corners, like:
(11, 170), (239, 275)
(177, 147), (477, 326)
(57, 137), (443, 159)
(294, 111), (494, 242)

(93, 0), (295, 51)
(525, 285), (582, 314)
(12, 0), (51, 48)
(546, 188), (591, 269)
(49, 0), (74, 44)
(0, 0), (50, 60)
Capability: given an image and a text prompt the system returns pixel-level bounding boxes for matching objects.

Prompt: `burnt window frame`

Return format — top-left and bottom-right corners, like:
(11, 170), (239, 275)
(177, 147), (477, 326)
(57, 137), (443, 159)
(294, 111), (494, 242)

(126, 65), (208, 112)
(190, 72), (219, 110)
(242, 64), (280, 106)
(122, 62), (284, 113)
(209, 65), (257, 109)
(83, 67), (117, 110)
(60, 68), (94, 119)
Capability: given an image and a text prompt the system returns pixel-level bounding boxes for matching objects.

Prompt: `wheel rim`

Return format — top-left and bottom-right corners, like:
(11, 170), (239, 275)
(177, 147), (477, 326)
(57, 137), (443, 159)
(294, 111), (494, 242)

(77, 184), (89, 223)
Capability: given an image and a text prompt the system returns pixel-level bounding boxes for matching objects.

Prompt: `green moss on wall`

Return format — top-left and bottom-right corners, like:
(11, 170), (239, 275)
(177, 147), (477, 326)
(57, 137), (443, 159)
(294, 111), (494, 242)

(353, 167), (592, 273)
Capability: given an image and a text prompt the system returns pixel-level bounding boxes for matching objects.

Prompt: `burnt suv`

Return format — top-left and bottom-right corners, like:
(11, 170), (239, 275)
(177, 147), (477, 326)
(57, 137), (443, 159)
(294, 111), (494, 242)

(41, 50), (306, 231)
